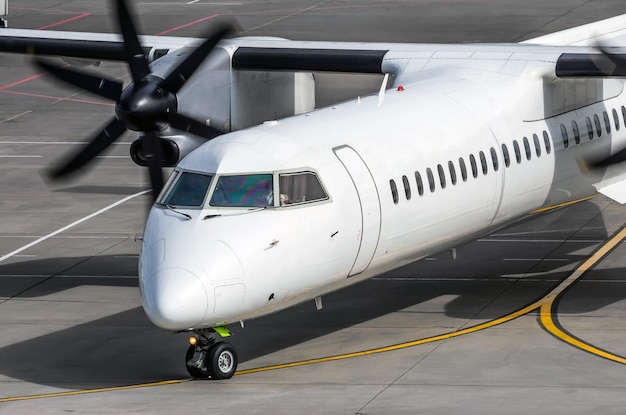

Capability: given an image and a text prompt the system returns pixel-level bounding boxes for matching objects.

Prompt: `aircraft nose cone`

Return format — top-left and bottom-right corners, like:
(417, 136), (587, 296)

(142, 268), (208, 330)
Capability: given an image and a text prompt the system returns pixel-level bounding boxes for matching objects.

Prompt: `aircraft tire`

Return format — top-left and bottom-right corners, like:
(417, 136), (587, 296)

(207, 342), (238, 379)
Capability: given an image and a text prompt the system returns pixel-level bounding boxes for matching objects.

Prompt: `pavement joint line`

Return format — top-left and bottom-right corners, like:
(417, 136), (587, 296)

(0, 90), (116, 107)
(0, 190), (150, 263)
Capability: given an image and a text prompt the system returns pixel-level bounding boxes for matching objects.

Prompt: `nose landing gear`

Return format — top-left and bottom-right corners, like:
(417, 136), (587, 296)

(186, 329), (238, 379)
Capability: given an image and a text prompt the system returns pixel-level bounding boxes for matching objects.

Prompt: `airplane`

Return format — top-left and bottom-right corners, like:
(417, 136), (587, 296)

(1, 0), (626, 380)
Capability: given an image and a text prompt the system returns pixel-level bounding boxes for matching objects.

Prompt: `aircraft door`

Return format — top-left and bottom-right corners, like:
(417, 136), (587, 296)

(333, 146), (382, 276)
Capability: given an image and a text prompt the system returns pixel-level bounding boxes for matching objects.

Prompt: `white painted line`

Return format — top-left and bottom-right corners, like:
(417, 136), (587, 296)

(502, 258), (570, 261)
(491, 227), (604, 236)
(0, 274), (136, 278)
(0, 141), (132, 145)
(0, 155), (43, 158)
(0, 190), (150, 263)
(477, 238), (603, 243)
(140, 2), (242, 4)
(1, 235), (130, 239)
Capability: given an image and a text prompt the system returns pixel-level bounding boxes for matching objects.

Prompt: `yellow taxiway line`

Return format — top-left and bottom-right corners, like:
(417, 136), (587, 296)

(529, 194), (599, 214)
(538, 226), (626, 364)
(0, 379), (190, 403)
(2, 220), (625, 403)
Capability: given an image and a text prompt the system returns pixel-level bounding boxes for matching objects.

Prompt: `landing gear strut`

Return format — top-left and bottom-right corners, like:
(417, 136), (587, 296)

(186, 329), (238, 379)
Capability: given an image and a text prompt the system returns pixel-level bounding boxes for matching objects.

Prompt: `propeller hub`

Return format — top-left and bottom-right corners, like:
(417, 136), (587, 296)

(115, 75), (177, 132)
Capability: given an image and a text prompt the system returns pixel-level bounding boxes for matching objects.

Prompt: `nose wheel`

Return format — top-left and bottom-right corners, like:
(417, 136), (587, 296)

(186, 336), (238, 379)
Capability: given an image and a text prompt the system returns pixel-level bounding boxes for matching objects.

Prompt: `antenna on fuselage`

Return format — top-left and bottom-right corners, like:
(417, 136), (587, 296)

(378, 73), (390, 106)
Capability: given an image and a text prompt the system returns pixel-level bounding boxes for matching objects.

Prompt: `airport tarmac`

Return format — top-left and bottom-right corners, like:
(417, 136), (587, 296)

(2, 0), (626, 414)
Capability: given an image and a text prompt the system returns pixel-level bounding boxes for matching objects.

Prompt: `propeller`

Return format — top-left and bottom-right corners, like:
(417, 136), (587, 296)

(583, 42), (626, 169)
(37, 0), (232, 200)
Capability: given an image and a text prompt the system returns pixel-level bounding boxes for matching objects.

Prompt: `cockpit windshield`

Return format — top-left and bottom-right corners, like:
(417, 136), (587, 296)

(210, 174), (274, 208)
(158, 170), (328, 210)
(160, 171), (213, 208)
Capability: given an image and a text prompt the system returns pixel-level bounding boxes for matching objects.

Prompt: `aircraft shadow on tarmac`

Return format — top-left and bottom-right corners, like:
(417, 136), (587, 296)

(1, 199), (623, 388)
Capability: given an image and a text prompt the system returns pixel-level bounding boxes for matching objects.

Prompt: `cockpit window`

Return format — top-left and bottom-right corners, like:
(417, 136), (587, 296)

(210, 174), (274, 207)
(160, 171), (213, 207)
(279, 172), (328, 206)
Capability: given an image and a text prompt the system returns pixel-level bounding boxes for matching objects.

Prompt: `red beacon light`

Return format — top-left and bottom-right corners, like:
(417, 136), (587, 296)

(397, 85), (405, 91)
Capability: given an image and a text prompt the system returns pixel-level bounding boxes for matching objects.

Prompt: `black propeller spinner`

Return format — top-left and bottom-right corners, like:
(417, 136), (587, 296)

(37, 0), (231, 200)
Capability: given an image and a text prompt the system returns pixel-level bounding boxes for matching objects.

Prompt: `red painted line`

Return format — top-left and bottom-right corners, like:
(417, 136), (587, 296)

(0, 73), (48, 91)
(155, 14), (220, 36)
(36, 13), (91, 30)
(0, 90), (115, 107)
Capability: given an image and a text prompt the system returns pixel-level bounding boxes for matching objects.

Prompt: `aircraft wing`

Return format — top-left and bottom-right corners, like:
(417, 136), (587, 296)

(2, 14), (626, 80)
(522, 13), (626, 46)
(0, 28), (397, 73)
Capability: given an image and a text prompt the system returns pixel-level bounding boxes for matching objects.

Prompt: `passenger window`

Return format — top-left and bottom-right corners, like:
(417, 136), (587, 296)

(161, 171), (213, 208)
(543, 131), (551, 154)
(415, 171), (424, 196)
(559, 126), (568, 149)
(279, 172), (328, 206)
(513, 140), (521, 163)
(613, 108), (620, 131)
(502, 144), (510, 167)
(490, 147), (498, 171)
(523, 137), (531, 160)
(459, 157), (468, 182)
(211, 174), (273, 207)
(469, 154), (478, 178)
(402, 175), (411, 200)
(448, 161), (457, 185)
(604, 111), (611, 134)
(586, 117), (594, 140)
(437, 164), (446, 189)
(533, 134), (541, 157)
(571, 121), (580, 145)
(479, 151), (488, 175)
(390, 179), (398, 204)
(594, 114), (602, 137)
(426, 168), (435, 192)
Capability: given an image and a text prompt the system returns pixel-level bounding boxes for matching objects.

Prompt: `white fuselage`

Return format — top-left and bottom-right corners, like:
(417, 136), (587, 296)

(139, 47), (626, 330)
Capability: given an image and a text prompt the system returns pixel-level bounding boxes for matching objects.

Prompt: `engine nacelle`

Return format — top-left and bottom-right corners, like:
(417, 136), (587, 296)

(130, 133), (208, 167)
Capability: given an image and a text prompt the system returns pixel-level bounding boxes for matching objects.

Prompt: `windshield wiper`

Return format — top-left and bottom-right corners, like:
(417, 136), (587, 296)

(165, 204), (192, 220)
(203, 207), (267, 220)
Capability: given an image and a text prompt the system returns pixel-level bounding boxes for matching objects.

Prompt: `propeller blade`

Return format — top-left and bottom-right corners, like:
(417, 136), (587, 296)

(594, 42), (626, 76)
(160, 23), (233, 94)
(141, 133), (165, 200)
(35, 58), (123, 101)
(591, 147), (626, 168)
(169, 112), (223, 139)
(116, 0), (151, 82)
(48, 117), (127, 179)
